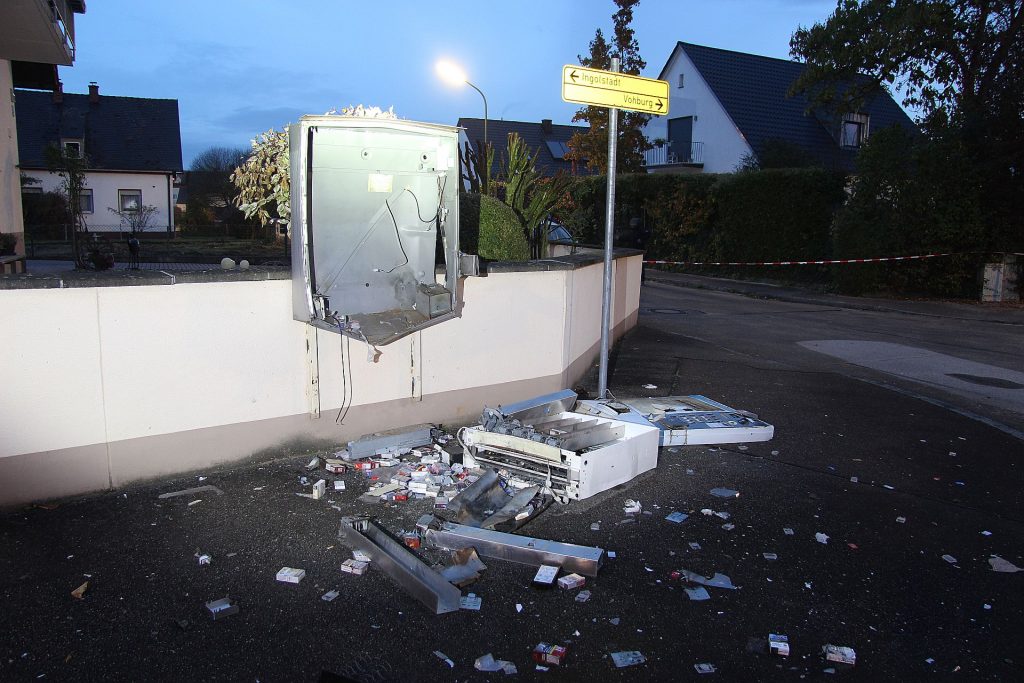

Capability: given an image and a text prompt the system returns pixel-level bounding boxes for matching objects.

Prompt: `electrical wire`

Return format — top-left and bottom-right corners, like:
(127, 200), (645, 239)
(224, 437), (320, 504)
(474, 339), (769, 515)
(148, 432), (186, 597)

(380, 199), (411, 273)
(335, 330), (354, 424)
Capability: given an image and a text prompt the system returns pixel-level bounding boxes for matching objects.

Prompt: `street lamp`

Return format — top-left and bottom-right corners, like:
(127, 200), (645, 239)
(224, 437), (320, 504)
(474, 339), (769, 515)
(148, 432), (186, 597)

(435, 59), (488, 153)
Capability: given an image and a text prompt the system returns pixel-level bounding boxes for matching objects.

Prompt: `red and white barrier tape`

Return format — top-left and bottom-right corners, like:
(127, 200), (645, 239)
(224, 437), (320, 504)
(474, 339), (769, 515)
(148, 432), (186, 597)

(644, 252), (957, 267)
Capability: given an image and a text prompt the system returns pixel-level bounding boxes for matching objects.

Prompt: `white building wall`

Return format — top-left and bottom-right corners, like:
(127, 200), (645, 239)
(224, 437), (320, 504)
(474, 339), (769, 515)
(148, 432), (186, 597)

(645, 47), (754, 173)
(22, 169), (174, 232)
(1, 60), (26, 249)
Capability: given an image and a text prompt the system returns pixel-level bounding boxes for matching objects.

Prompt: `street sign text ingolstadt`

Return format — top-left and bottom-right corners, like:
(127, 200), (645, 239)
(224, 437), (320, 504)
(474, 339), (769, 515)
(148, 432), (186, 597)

(561, 65), (669, 116)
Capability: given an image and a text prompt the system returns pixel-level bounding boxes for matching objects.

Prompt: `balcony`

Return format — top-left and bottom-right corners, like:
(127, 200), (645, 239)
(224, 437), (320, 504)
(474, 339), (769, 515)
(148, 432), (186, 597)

(644, 141), (704, 169)
(0, 0), (82, 67)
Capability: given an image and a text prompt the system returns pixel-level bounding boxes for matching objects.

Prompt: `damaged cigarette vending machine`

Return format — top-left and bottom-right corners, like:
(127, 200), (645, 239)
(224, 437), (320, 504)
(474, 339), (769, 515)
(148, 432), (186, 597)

(289, 116), (465, 345)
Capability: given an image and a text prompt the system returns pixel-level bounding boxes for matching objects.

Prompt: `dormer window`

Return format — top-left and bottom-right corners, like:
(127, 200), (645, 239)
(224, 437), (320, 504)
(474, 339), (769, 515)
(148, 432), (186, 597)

(62, 139), (83, 158)
(840, 113), (870, 148)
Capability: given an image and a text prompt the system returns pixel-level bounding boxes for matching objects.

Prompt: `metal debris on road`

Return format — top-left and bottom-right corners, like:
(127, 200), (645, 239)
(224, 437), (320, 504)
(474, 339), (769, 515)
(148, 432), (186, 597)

(610, 651), (646, 668)
(989, 555), (1022, 573)
(685, 586), (711, 601)
(680, 569), (738, 590)
(440, 548), (487, 587)
(158, 484), (224, 499)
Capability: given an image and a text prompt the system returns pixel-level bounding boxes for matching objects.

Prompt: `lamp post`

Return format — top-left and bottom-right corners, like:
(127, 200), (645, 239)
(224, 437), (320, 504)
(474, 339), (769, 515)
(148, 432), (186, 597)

(435, 59), (488, 152)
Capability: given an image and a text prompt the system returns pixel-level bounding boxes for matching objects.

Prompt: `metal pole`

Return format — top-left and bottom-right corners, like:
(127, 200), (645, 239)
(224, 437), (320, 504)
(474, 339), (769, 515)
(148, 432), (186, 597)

(466, 81), (488, 153)
(598, 57), (619, 399)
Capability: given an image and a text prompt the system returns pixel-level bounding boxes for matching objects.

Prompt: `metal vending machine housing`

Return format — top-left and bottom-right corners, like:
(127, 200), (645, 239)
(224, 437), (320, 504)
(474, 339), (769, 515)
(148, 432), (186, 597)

(290, 116), (462, 345)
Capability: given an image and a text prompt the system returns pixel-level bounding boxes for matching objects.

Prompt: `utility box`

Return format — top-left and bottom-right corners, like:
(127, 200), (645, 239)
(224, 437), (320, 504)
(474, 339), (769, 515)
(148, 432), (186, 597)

(289, 116), (462, 345)
(980, 255), (1020, 302)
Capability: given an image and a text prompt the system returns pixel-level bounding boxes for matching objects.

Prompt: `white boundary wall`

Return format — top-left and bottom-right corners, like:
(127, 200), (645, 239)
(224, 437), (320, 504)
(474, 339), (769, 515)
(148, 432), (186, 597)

(0, 255), (642, 505)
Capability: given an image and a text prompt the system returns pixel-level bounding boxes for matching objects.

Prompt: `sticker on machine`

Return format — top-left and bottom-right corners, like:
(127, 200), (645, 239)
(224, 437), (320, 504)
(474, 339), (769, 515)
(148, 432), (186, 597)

(368, 173), (393, 193)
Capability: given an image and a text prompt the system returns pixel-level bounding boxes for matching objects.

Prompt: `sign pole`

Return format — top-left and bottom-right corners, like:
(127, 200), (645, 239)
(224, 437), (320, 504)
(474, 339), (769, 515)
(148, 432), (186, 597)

(597, 56), (620, 400)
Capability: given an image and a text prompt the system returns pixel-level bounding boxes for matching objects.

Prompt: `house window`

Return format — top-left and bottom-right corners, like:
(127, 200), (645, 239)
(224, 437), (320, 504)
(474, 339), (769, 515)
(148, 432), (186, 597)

(79, 189), (94, 213)
(677, 73), (685, 89)
(119, 189), (142, 212)
(62, 140), (83, 158)
(21, 187), (43, 195)
(840, 113), (870, 148)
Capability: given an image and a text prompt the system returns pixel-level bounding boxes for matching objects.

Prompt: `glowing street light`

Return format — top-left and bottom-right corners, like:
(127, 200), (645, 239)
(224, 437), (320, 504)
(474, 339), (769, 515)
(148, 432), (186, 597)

(435, 59), (488, 153)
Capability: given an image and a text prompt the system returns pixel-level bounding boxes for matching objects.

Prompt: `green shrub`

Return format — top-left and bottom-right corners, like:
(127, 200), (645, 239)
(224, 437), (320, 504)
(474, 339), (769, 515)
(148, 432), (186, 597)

(712, 168), (846, 263)
(479, 194), (530, 261)
(832, 128), (986, 296)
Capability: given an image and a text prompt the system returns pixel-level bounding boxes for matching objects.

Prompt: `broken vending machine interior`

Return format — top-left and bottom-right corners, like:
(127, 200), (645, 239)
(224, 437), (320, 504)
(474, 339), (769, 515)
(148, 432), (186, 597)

(290, 116), (476, 345)
(577, 394), (774, 446)
(459, 393), (660, 502)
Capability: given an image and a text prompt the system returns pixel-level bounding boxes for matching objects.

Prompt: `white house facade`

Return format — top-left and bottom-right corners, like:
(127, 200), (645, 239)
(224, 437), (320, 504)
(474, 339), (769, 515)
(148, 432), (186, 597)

(643, 47), (752, 174)
(642, 43), (917, 174)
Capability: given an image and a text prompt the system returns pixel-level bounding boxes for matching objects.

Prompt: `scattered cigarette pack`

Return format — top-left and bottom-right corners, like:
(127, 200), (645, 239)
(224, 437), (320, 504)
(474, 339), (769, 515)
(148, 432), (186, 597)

(334, 480), (346, 491)
(769, 633), (790, 657)
(276, 567), (306, 584)
(533, 565), (559, 586)
(532, 643), (567, 666)
(205, 597), (238, 619)
(341, 559), (368, 575)
(557, 573), (586, 590)
(352, 550), (371, 563)
(823, 644), (856, 665)
(312, 479), (326, 499)
(325, 459), (348, 474)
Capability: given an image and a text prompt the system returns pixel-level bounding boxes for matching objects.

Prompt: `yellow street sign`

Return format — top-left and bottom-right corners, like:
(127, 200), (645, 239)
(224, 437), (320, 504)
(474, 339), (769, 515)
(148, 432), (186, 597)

(561, 65), (669, 115)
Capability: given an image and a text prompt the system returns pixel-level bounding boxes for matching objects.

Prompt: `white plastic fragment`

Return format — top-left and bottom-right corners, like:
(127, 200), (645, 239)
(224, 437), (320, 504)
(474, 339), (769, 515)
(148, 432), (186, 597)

(763, 552), (778, 561)
(783, 527), (794, 535)
(942, 554), (958, 564)
(822, 644), (856, 665)
(624, 499), (642, 515)
(642, 384), (658, 389)
(475, 653), (517, 674)
(460, 593), (482, 610)
(694, 663), (717, 673)
(815, 533), (829, 544)
(575, 590), (592, 603)
(685, 586), (710, 601)
(434, 651), (454, 668)
(710, 488), (739, 498)
(896, 516), (906, 524)
(321, 590), (339, 602)
(989, 555), (1022, 573)
(665, 512), (689, 523)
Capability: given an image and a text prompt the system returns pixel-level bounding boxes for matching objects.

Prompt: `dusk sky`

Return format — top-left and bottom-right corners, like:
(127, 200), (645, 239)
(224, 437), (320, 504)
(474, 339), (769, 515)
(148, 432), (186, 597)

(57, 0), (840, 166)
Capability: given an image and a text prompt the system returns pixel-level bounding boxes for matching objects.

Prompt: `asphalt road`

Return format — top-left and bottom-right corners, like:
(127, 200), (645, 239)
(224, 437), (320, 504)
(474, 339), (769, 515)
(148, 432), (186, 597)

(1, 275), (1022, 681)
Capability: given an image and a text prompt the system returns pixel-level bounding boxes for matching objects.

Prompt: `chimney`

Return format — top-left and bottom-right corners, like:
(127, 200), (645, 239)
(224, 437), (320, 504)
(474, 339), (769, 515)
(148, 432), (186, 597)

(52, 81), (64, 104)
(88, 82), (99, 103)
(541, 119), (553, 134)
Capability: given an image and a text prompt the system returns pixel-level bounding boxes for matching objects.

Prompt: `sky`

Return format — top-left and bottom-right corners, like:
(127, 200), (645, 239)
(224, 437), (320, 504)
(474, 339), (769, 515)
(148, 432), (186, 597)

(58, 0), (840, 167)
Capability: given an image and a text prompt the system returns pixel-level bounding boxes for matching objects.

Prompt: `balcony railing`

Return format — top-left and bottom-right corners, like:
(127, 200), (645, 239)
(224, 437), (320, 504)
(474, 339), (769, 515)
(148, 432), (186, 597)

(644, 141), (704, 167)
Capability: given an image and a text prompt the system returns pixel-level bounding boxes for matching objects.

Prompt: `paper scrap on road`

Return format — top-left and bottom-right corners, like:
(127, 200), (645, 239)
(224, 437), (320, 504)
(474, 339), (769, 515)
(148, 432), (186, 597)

(680, 569), (737, 589)
(611, 651), (646, 668)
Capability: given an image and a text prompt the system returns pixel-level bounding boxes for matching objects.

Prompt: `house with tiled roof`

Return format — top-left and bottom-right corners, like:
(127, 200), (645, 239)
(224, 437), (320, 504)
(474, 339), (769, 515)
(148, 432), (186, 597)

(643, 42), (917, 174)
(457, 117), (596, 181)
(16, 83), (183, 233)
